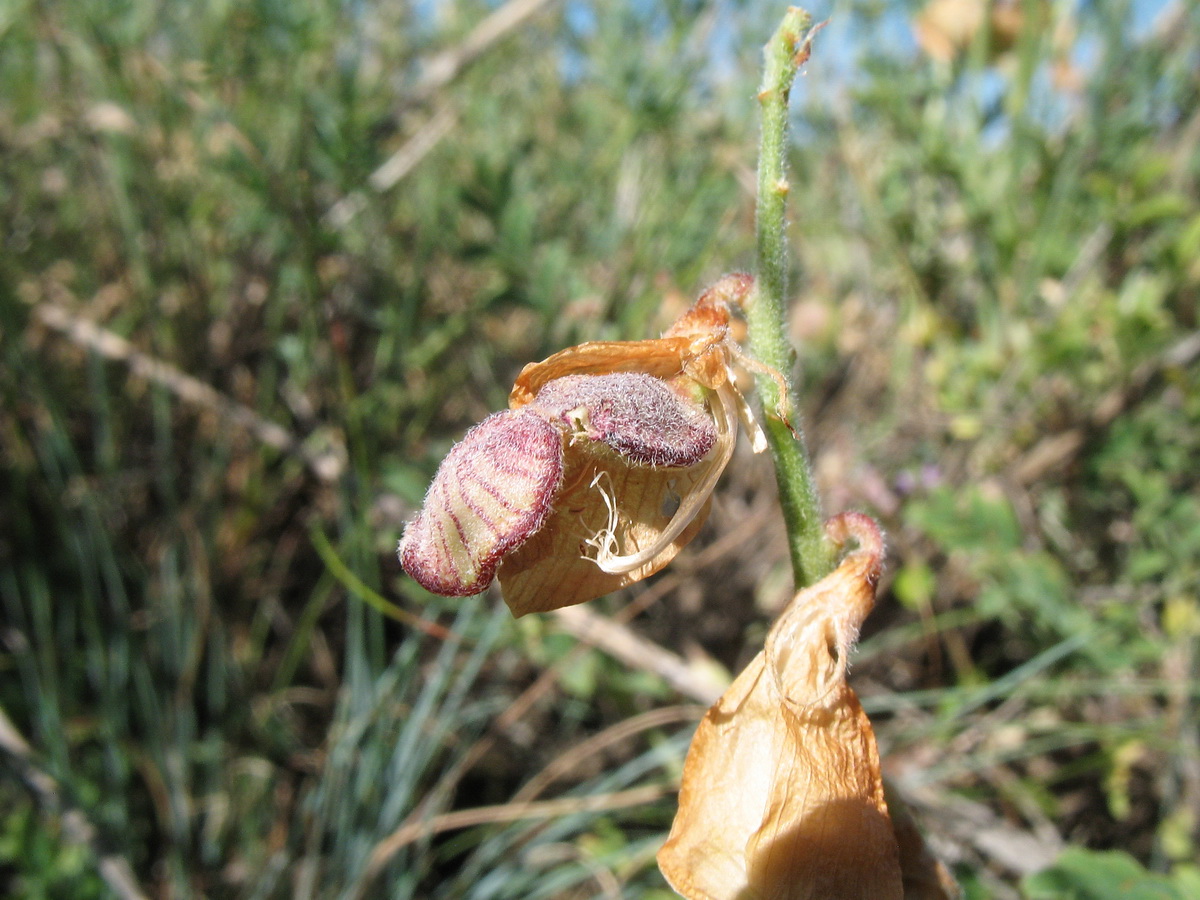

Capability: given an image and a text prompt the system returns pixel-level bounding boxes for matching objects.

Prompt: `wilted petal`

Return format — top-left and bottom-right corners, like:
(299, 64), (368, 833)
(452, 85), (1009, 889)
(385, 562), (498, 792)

(658, 513), (907, 900)
(507, 273), (753, 408)
(401, 274), (757, 609)
(509, 336), (700, 408)
(498, 305), (747, 615)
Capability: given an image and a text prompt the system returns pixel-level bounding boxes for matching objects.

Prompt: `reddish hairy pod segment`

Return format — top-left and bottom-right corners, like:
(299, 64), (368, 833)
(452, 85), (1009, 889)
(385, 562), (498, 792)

(398, 409), (563, 596)
(532, 373), (717, 468)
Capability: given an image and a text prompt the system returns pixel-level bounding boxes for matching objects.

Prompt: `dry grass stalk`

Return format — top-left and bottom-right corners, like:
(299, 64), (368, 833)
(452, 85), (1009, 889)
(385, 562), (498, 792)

(33, 302), (346, 483)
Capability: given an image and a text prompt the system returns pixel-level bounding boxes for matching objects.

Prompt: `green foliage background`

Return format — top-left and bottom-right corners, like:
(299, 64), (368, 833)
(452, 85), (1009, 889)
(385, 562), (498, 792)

(1, 0), (1197, 897)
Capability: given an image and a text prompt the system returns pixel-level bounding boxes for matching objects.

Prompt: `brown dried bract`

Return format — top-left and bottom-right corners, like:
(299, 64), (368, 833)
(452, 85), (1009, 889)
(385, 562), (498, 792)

(507, 274), (752, 408)
(658, 513), (959, 900)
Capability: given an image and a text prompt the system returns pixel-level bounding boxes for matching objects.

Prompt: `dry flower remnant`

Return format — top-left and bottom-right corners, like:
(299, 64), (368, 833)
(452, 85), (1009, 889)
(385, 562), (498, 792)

(398, 273), (770, 616)
(658, 513), (959, 900)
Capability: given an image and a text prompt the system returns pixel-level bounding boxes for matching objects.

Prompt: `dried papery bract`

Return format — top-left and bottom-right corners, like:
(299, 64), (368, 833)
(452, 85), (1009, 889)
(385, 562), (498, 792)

(659, 513), (950, 900)
(400, 274), (768, 616)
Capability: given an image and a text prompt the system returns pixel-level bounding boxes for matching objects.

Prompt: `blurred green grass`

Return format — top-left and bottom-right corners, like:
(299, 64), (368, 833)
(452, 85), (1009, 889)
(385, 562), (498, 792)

(2, 0), (1198, 897)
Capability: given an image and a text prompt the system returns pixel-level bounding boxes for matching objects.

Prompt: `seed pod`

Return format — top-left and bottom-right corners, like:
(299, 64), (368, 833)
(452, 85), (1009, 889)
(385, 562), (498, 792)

(399, 273), (771, 614)
(398, 409), (563, 597)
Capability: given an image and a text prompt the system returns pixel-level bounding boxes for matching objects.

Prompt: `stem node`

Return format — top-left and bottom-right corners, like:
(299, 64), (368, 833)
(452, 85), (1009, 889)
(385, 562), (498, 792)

(747, 7), (835, 590)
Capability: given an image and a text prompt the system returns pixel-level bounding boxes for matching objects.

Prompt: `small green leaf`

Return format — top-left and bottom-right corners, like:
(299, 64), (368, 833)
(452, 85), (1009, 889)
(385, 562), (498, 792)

(893, 558), (936, 611)
(1023, 848), (1186, 900)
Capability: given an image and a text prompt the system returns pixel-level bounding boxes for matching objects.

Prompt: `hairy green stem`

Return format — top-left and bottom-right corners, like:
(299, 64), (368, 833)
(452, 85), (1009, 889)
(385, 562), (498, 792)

(748, 8), (834, 589)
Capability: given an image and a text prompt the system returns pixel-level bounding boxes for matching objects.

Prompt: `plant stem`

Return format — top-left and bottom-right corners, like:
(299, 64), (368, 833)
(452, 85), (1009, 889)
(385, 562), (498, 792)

(748, 7), (834, 589)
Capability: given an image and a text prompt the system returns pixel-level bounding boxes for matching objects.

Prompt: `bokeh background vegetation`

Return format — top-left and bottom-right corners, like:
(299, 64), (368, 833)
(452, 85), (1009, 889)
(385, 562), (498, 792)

(2, 0), (1198, 897)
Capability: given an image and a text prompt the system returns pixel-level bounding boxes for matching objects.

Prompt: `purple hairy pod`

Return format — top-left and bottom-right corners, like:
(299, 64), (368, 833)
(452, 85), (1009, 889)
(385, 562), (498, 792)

(532, 373), (717, 468)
